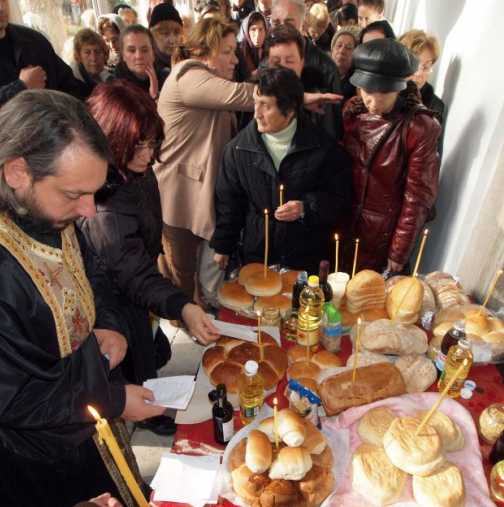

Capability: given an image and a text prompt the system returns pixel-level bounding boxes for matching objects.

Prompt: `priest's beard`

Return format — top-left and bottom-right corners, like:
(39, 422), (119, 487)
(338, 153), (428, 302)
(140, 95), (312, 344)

(16, 185), (73, 233)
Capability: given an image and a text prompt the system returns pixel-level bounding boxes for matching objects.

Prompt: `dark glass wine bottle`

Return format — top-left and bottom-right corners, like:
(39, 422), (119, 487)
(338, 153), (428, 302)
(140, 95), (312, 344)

(209, 384), (234, 444)
(318, 260), (333, 302)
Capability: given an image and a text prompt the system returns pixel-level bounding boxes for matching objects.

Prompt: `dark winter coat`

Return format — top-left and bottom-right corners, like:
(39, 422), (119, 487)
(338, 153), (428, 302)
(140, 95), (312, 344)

(78, 168), (191, 383)
(420, 81), (445, 158)
(210, 115), (352, 274)
(0, 23), (87, 105)
(343, 81), (441, 272)
(110, 60), (169, 96)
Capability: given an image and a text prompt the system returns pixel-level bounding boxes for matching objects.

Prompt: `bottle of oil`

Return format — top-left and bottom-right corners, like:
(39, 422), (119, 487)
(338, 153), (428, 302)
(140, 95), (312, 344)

(284, 271), (307, 341)
(437, 338), (473, 398)
(297, 275), (324, 349)
(238, 360), (264, 425)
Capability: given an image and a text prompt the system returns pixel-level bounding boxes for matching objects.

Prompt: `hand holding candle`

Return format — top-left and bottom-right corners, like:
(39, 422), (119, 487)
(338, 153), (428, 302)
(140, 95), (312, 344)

(88, 406), (150, 507)
(334, 233), (339, 273)
(352, 317), (362, 386)
(351, 239), (360, 278)
(263, 209), (269, 277)
(412, 228), (429, 277)
(273, 397), (279, 449)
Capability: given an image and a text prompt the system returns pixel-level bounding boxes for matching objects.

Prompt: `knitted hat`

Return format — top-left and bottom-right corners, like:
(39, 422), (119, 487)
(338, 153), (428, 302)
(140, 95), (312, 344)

(149, 4), (183, 28)
(350, 38), (418, 93)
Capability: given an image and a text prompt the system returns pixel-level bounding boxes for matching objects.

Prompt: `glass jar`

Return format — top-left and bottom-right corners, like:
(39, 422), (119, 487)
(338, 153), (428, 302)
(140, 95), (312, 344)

(262, 307), (281, 327)
(490, 460), (504, 504)
(480, 404), (504, 444)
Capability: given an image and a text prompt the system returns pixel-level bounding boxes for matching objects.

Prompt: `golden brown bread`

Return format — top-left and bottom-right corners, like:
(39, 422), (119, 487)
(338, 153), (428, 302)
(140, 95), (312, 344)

(287, 361), (321, 383)
(277, 409), (306, 447)
(311, 349), (342, 369)
(228, 342), (261, 364)
(288, 344), (310, 365)
(257, 360), (280, 390)
(231, 464), (269, 505)
(218, 280), (254, 312)
(357, 407), (397, 446)
(246, 430), (273, 474)
(302, 420), (326, 454)
(311, 445), (333, 469)
(386, 276), (424, 324)
(346, 270), (386, 313)
(255, 294), (291, 318)
(201, 345), (226, 374)
(319, 363), (406, 416)
(299, 464), (334, 506)
(245, 270), (282, 297)
(262, 345), (288, 377)
(268, 447), (313, 480)
(259, 479), (301, 507)
(209, 361), (243, 393)
(229, 439), (246, 472)
(239, 263), (265, 285)
(217, 336), (243, 354)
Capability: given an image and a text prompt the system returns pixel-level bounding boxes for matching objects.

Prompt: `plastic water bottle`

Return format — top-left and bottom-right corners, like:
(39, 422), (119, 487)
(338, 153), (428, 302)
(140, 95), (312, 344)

(320, 302), (342, 353)
(297, 275), (324, 349)
(238, 360), (264, 425)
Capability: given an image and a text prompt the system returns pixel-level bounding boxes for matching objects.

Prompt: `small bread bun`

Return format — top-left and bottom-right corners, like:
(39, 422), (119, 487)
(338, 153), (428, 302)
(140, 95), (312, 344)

(239, 263), (265, 286)
(299, 464), (334, 506)
(288, 344), (309, 365)
(311, 349), (342, 369)
(260, 479), (301, 507)
(218, 280), (254, 312)
(245, 270), (282, 297)
(281, 271), (300, 294)
(209, 361), (242, 393)
(358, 407), (397, 447)
(303, 420), (326, 454)
(383, 417), (445, 476)
(228, 439), (246, 471)
(412, 462), (465, 507)
(228, 342), (260, 364)
(277, 408), (306, 447)
(415, 410), (464, 452)
(268, 447), (313, 481)
(352, 443), (407, 506)
(255, 294), (291, 318)
(257, 416), (275, 442)
(246, 430), (273, 474)
(202, 345), (225, 374)
(311, 445), (333, 469)
(217, 336), (243, 354)
(287, 361), (321, 383)
(231, 464), (269, 503)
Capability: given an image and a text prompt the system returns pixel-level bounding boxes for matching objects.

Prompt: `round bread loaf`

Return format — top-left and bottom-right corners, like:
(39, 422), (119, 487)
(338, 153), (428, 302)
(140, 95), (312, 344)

(255, 294), (291, 318)
(412, 462), (465, 507)
(415, 410), (464, 452)
(302, 419), (326, 454)
(311, 350), (342, 369)
(287, 361), (321, 383)
(352, 443), (407, 506)
(259, 479), (301, 507)
(346, 270), (386, 313)
(217, 336), (243, 354)
(277, 408), (306, 447)
(210, 361), (242, 393)
(268, 447), (313, 481)
(228, 342), (260, 364)
(383, 417), (445, 476)
(263, 343), (289, 375)
(357, 407), (397, 446)
(245, 270), (282, 297)
(395, 355), (437, 393)
(218, 280), (254, 312)
(386, 276), (424, 324)
(246, 430), (273, 474)
(239, 263), (265, 285)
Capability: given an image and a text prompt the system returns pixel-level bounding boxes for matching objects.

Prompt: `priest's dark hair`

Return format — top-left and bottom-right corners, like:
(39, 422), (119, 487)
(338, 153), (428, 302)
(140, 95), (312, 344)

(0, 89), (110, 216)
(256, 66), (304, 118)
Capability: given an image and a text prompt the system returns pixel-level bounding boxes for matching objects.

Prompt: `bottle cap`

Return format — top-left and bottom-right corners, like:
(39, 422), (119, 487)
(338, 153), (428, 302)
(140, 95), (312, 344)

(458, 338), (471, 349)
(464, 379), (476, 391)
(323, 302), (341, 323)
(308, 275), (319, 288)
(453, 320), (466, 332)
(460, 387), (473, 399)
(297, 271), (308, 283)
(244, 360), (258, 376)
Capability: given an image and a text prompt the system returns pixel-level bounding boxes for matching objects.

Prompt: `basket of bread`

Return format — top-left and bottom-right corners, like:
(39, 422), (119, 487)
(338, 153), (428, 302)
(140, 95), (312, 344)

(217, 264), (298, 317)
(223, 408), (335, 507)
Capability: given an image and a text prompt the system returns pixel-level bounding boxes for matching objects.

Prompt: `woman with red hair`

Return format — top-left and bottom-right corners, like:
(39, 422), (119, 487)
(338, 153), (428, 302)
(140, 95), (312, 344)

(78, 80), (218, 435)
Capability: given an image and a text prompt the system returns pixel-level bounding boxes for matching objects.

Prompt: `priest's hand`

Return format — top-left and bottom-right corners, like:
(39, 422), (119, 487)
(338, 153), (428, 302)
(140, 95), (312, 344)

(122, 385), (166, 421)
(275, 201), (304, 222)
(303, 92), (343, 113)
(90, 492), (123, 507)
(181, 303), (220, 345)
(94, 329), (128, 370)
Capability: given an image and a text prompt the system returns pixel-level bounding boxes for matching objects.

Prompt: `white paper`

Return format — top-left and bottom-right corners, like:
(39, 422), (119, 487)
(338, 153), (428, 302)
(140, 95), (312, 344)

(209, 317), (281, 345)
(151, 452), (221, 505)
(143, 376), (196, 410)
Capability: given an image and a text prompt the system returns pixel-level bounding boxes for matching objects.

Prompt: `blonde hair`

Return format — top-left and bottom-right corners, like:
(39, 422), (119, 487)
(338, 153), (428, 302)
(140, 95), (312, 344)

(306, 2), (329, 32)
(399, 29), (441, 63)
(183, 17), (237, 59)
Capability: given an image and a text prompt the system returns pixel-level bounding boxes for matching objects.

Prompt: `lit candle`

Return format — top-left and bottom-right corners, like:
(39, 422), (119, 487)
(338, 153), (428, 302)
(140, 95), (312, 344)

(351, 238), (360, 278)
(279, 184), (285, 207)
(412, 228), (429, 277)
(352, 317), (362, 386)
(264, 209), (269, 277)
(257, 310), (264, 361)
(88, 406), (150, 507)
(273, 397), (280, 449)
(334, 233), (339, 273)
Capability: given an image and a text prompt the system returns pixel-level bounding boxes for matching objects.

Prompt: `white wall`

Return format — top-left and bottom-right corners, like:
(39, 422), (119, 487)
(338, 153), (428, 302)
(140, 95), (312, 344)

(390, 0), (504, 300)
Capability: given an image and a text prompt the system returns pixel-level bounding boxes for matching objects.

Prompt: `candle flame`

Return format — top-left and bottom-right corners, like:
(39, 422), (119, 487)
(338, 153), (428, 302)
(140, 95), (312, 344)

(357, 317), (362, 325)
(335, 233), (339, 240)
(355, 238), (360, 244)
(264, 208), (269, 215)
(423, 228), (429, 236)
(87, 405), (101, 421)
(273, 397), (278, 406)
(280, 184), (284, 191)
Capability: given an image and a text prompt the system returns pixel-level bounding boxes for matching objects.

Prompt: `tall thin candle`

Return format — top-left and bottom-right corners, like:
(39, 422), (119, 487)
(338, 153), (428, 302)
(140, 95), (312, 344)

(273, 397), (280, 449)
(412, 228), (429, 277)
(352, 317), (362, 386)
(334, 233), (339, 273)
(279, 184), (285, 207)
(264, 209), (269, 277)
(352, 239), (360, 278)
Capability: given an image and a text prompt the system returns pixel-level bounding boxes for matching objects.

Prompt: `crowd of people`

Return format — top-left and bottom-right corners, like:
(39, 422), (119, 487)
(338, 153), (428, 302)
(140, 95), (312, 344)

(0, 0), (445, 505)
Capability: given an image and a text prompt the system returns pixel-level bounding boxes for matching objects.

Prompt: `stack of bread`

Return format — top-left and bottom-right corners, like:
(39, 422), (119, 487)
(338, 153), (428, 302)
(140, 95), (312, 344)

(228, 409), (334, 507)
(386, 276), (425, 324)
(352, 406), (465, 506)
(425, 271), (470, 310)
(218, 263), (294, 315)
(346, 270), (386, 314)
(202, 335), (288, 393)
(319, 363), (406, 416)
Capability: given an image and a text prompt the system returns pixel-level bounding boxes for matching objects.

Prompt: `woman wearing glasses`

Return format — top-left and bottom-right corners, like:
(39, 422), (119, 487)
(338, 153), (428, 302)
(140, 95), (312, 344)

(79, 80), (219, 435)
(399, 29), (445, 156)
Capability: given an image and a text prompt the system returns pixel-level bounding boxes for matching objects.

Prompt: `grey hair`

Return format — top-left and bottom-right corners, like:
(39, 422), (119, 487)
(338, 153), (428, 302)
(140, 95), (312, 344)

(0, 89), (110, 216)
(272, 0), (306, 19)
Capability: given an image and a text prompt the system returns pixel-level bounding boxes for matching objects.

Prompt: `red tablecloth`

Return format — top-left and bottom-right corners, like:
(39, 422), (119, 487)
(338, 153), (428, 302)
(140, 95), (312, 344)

(153, 309), (503, 506)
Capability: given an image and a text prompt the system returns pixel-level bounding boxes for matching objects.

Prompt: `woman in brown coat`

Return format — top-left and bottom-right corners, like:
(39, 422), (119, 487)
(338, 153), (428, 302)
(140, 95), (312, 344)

(343, 39), (441, 274)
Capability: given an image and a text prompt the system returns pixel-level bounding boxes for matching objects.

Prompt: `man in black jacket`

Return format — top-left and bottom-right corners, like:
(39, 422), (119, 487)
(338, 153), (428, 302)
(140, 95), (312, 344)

(210, 67), (351, 274)
(0, 0), (86, 105)
(270, 0), (341, 94)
